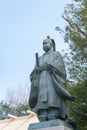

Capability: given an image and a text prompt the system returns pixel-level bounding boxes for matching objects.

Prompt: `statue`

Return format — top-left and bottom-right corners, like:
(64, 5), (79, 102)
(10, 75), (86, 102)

(29, 36), (75, 122)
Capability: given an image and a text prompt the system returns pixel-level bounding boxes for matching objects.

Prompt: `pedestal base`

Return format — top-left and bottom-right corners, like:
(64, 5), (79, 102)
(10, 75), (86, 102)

(29, 125), (72, 130)
(28, 119), (74, 130)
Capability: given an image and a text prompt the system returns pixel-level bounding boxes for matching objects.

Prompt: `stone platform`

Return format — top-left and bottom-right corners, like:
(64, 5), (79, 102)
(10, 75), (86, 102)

(29, 125), (71, 130)
(28, 119), (74, 130)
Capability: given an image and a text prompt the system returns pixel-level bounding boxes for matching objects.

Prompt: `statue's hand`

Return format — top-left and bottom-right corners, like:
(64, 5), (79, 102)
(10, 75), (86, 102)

(35, 64), (48, 73)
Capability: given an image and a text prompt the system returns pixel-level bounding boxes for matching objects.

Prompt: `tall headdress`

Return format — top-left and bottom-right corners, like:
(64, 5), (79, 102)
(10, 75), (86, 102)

(47, 36), (56, 51)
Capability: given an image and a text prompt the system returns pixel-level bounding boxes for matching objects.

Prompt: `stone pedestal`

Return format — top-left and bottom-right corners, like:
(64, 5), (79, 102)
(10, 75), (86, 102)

(29, 125), (71, 130)
(28, 119), (74, 130)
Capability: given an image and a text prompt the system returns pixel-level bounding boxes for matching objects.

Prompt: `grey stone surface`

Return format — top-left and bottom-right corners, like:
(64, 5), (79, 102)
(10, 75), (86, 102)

(29, 125), (72, 130)
(28, 119), (73, 130)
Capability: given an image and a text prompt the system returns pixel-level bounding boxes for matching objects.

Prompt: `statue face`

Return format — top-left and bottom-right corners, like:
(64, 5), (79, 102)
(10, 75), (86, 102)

(43, 40), (52, 52)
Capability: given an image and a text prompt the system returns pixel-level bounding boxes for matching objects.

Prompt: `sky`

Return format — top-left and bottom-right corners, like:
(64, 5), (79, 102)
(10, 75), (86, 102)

(0, 0), (72, 101)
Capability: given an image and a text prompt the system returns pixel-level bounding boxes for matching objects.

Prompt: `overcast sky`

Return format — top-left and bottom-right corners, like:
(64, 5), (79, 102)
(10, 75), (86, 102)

(0, 0), (72, 101)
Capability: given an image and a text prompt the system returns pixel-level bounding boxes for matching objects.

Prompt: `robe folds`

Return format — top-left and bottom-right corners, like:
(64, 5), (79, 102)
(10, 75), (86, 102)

(29, 50), (73, 119)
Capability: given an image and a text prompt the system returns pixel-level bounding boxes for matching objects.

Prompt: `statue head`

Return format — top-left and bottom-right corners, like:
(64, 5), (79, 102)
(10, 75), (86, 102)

(43, 36), (53, 52)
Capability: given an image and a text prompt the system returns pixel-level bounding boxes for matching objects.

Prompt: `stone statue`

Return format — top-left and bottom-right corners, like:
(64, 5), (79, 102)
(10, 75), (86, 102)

(29, 36), (75, 122)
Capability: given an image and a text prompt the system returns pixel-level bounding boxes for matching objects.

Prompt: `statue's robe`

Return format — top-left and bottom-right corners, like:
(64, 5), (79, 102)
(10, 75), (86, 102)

(29, 50), (73, 119)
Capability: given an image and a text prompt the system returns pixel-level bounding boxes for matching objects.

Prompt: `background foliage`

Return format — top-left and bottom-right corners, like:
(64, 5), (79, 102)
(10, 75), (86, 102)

(56, 0), (87, 129)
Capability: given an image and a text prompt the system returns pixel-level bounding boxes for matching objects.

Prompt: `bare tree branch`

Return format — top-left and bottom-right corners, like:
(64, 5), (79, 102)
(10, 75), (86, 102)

(62, 15), (87, 37)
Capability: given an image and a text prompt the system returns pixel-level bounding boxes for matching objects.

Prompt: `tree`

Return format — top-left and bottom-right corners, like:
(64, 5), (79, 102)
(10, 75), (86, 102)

(56, 0), (87, 81)
(0, 101), (29, 119)
(10, 104), (29, 117)
(6, 82), (30, 107)
(0, 82), (30, 119)
(56, 0), (87, 129)
(0, 101), (13, 119)
(68, 81), (87, 130)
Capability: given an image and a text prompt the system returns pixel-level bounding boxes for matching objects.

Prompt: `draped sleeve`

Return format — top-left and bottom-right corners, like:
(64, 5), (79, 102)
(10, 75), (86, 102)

(47, 51), (73, 101)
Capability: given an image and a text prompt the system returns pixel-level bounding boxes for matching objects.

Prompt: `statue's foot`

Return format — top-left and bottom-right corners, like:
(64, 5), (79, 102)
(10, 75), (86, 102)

(38, 115), (48, 122)
(47, 114), (59, 121)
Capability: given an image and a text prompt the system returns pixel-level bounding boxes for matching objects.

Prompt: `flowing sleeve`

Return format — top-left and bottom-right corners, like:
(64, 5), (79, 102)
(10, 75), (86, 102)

(48, 52), (73, 101)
